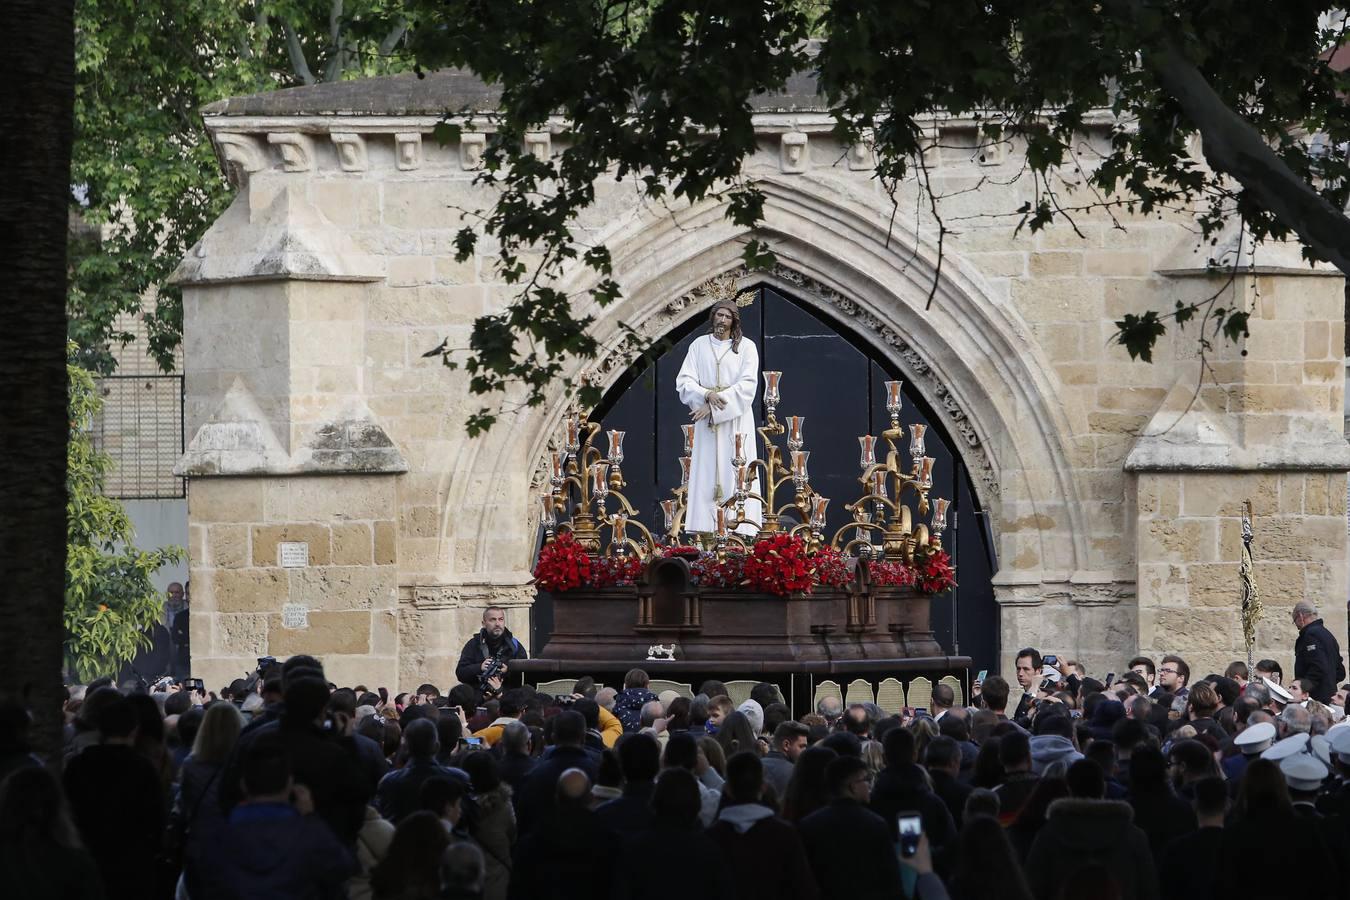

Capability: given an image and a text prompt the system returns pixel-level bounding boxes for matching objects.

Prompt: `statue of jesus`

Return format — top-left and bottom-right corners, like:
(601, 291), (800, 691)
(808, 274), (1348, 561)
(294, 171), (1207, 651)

(675, 300), (763, 536)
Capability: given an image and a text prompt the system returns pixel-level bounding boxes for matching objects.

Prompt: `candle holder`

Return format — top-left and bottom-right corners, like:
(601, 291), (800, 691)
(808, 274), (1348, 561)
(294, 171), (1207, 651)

(551, 413), (643, 554)
(786, 416), (805, 453)
(859, 435), (877, 471)
(763, 371), (782, 427)
(606, 430), (626, 490)
(884, 381), (904, 430)
(930, 497), (950, 541)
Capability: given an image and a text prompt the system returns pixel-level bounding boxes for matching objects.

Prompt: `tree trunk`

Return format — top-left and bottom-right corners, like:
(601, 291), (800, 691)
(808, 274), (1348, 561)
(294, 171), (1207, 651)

(0, 1), (75, 758)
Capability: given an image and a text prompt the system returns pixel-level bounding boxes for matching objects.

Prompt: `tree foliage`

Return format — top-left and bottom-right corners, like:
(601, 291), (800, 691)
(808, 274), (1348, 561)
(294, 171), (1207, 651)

(65, 348), (183, 682)
(396, 1), (1350, 430)
(71, 0), (412, 373)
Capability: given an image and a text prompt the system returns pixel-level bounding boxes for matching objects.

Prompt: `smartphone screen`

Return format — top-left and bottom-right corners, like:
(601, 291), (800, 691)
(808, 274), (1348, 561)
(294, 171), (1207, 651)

(897, 813), (922, 858)
(1103, 672), (1116, 687)
(976, 669), (988, 685)
(1044, 655), (1058, 666)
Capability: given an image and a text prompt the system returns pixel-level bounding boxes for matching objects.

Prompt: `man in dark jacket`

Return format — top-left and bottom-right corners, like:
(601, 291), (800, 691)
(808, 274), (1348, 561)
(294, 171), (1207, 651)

(1293, 601), (1346, 704)
(708, 751), (820, 900)
(509, 767), (615, 900)
(869, 726), (957, 852)
(63, 694), (166, 900)
(188, 732), (355, 900)
(455, 605), (529, 691)
(375, 719), (470, 822)
(924, 736), (973, 828)
(218, 676), (371, 844)
(595, 732), (660, 844)
(799, 756), (902, 900)
(514, 711), (599, 835)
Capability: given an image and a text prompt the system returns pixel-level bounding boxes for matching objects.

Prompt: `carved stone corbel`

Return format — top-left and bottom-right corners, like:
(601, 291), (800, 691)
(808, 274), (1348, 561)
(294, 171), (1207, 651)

(215, 133), (267, 186)
(394, 132), (423, 170)
(330, 133), (368, 172)
(460, 133), (487, 170)
(780, 132), (809, 174)
(267, 132), (316, 172)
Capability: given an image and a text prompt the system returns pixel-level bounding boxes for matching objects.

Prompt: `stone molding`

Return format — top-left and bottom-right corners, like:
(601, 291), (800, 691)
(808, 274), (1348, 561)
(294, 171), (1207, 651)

(1125, 380), (1350, 473)
(993, 574), (1136, 607)
(411, 581), (535, 611)
(176, 380), (408, 477)
(171, 185), (385, 286)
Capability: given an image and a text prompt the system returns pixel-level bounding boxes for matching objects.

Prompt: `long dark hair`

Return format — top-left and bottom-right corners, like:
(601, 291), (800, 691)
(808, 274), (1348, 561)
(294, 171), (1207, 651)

(371, 811), (450, 899)
(782, 745), (837, 822)
(708, 300), (743, 352)
(949, 814), (1034, 900)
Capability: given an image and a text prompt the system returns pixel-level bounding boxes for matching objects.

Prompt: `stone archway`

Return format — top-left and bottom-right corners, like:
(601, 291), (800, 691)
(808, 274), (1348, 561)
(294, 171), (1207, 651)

(466, 183), (1091, 584)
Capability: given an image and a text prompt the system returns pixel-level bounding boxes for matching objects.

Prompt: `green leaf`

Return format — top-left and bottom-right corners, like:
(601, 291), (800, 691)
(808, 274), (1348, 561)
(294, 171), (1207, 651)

(1113, 312), (1167, 363)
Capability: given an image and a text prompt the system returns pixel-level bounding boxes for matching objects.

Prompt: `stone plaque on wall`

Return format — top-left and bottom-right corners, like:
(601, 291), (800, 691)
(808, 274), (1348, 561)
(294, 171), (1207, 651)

(282, 603), (309, 629)
(279, 541), (309, 568)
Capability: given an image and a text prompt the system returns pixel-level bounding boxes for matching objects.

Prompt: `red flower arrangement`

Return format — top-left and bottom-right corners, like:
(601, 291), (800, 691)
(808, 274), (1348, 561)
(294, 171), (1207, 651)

(532, 533), (592, 593)
(743, 533), (814, 597)
(590, 554), (643, 587)
(915, 549), (956, 594)
(810, 545), (853, 589)
(869, 558), (917, 588)
(691, 550), (746, 588)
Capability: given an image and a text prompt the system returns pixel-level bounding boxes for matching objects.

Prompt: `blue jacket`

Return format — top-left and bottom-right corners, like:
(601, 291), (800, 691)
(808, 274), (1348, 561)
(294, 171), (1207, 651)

(187, 803), (355, 900)
(612, 687), (659, 732)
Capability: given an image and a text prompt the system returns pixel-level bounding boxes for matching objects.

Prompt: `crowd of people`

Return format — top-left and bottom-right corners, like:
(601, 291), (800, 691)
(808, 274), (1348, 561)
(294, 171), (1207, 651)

(3, 603), (1350, 900)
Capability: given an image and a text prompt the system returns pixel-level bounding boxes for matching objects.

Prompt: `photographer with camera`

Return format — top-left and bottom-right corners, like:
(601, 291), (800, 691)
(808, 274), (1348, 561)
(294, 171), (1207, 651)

(454, 606), (529, 695)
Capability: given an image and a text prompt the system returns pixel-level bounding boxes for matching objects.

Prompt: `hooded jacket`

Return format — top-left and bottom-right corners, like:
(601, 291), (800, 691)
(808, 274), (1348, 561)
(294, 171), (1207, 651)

(707, 804), (820, 900)
(1024, 798), (1159, 900)
(1029, 734), (1084, 775)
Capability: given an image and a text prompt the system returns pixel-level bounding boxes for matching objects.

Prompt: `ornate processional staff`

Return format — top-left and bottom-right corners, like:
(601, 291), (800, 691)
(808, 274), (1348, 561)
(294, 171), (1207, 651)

(1239, 499), (1262, 672)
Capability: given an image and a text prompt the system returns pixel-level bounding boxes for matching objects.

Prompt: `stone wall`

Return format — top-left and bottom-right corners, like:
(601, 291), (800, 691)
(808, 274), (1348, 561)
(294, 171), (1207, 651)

(173, 73), (1350, 690)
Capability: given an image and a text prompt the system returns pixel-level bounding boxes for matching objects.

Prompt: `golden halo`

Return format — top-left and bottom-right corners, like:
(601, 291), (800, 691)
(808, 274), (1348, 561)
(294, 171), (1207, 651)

(700, 272), (756, 308)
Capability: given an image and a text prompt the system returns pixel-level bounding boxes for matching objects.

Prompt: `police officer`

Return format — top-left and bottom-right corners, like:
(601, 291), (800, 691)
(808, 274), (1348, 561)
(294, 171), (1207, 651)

(1293, 601), (1346, 705)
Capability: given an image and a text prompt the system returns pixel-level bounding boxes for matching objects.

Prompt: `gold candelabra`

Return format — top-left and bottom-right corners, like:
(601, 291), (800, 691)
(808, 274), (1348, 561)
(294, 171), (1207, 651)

(539, 412), (654, 556)
(541, 374), (950, 565)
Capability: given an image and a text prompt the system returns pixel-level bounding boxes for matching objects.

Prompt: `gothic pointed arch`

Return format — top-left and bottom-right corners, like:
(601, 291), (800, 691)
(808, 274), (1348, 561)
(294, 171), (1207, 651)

(456, 182), (1091, 587)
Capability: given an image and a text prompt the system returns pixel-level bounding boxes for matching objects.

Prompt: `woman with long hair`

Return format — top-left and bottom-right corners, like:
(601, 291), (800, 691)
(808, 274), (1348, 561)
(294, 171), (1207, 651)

(371, 811), (451, 900)
(460, 753), (514, 900)
(176, 702), (243, 898)
(698, 735), (728, 778)
(1006, 776), (1069, 861)
(908, 716), (939, 765)
(948, 813), (1034, 900)
(972, 735), (1004, 789)
(781, 745), (838, 823)
(713, 710), (759, 760)
(0, 766), (103, 900)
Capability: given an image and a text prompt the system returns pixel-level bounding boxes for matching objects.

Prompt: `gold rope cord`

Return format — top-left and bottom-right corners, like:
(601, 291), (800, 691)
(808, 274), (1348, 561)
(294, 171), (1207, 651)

(1239, 499), (1262, 671)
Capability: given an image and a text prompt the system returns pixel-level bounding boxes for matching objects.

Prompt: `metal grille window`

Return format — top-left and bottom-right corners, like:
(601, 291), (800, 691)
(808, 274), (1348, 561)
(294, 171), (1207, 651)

(93, 374), (186, 499)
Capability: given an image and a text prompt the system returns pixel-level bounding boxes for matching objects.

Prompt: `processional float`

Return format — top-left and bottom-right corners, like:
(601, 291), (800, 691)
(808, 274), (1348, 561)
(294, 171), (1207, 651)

(523, 365), (963, 677)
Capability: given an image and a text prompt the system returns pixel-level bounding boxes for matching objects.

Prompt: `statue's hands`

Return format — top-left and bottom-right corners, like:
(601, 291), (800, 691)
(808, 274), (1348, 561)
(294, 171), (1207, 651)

(691, 404), (712, 422)
(708, 391), (728, 410)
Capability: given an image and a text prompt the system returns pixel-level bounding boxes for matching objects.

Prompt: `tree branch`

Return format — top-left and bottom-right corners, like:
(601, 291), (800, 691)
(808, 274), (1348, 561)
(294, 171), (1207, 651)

(379, 20), (408, 57)
(283, 22), (316, 86)
(1111, 0), (1350, 273)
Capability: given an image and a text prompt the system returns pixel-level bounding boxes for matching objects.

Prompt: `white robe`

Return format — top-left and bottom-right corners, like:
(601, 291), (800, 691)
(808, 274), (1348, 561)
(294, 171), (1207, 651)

(675, 334), (763, 535)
